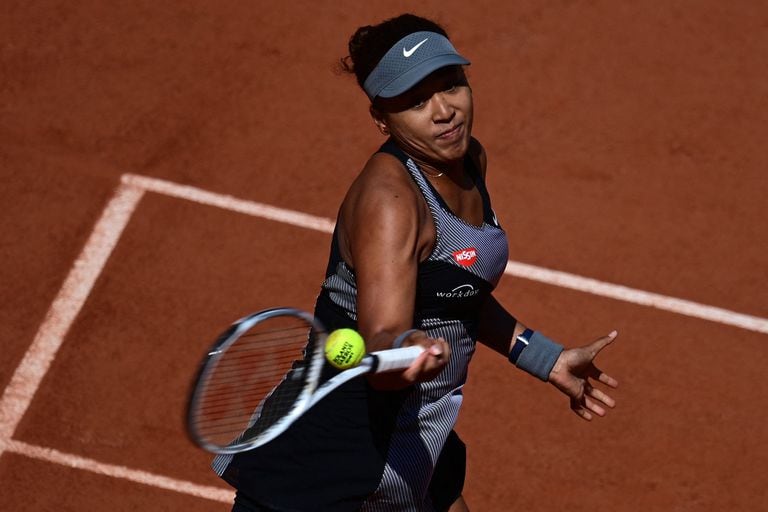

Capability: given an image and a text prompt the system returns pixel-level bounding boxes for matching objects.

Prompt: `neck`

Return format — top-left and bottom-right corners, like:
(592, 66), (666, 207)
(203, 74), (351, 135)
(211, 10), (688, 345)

(411, 155), (464, 180)
(420, 162), (468, 188)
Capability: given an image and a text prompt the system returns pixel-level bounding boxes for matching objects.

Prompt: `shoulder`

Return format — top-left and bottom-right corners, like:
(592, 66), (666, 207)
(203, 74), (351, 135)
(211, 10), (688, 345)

(345, 151), (421, 212)
(337, 150), (432, 265)
(467, 137), (488, 179)
(338, 150), (425, 234)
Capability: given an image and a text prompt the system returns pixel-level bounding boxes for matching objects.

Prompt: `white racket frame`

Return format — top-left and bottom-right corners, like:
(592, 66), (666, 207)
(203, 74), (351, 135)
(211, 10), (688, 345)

(187, 307), (423, 454)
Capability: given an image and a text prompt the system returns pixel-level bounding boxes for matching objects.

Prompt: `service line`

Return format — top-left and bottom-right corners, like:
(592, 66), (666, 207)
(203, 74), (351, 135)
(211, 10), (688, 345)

(122, 174), (336, 234)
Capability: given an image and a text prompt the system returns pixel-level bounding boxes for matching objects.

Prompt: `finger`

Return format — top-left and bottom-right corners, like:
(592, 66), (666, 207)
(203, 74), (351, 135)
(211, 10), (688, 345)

(424, 341), (450, 372)
(571, 399), (593, 421)
(588, 365), (619, 388)
(583, 396), (607, 417)
(428, 345), (443, 356)
(402, 339), (449, 381)
(426, 337), (448, 357)
(401, 350), (431, 381)
(586, 385), (615, 408)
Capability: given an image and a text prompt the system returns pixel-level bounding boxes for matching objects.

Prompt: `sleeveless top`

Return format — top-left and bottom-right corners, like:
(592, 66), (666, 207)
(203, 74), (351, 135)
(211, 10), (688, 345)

(213, 139), (509, 511)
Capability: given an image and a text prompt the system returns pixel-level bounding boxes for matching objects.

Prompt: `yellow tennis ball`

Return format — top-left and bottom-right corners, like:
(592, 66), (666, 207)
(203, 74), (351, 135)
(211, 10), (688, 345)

(325, 328), (366, 369)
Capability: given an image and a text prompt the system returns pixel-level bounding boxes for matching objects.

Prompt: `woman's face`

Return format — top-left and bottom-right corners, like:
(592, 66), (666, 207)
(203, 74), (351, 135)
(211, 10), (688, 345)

(373, 66), (473, 168)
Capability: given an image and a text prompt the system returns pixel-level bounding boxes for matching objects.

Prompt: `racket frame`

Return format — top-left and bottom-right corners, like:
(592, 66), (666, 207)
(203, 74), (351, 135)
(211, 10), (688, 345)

(186, 308), (424, 454)
(186, 308), (325, 454)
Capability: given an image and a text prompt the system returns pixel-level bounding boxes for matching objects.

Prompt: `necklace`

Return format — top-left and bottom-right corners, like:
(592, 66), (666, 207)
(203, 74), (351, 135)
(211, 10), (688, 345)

(421, 168), (444, 178)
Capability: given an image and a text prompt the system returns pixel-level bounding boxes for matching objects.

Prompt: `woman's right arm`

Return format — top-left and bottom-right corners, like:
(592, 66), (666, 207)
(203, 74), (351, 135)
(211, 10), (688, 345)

(337, 153), (450, 388)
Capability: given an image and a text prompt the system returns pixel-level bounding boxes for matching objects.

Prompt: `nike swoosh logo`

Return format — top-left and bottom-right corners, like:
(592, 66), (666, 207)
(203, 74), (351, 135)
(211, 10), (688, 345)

(403, 38), (429, 58)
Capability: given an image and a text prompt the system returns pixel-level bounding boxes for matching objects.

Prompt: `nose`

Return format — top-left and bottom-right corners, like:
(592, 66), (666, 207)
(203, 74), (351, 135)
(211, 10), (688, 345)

(430, 92), (455, 123)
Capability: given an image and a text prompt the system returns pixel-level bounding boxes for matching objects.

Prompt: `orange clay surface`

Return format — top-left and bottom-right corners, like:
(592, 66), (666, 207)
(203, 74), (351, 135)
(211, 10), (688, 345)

(1, 2), (767, 511)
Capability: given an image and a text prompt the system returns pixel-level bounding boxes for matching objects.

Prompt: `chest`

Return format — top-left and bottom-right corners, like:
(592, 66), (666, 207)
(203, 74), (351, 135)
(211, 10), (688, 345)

(427, 177), (485, 227)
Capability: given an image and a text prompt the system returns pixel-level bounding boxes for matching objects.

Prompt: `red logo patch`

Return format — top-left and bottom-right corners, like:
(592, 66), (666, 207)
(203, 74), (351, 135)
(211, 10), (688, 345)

(452, 247), (477, 267)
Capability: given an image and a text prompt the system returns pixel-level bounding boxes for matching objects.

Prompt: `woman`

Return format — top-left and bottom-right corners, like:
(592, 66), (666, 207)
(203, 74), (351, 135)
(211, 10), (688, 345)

(215, 13), (619, 512)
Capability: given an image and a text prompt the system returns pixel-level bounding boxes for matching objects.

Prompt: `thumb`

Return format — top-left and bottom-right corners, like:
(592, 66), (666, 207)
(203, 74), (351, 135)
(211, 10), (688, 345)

(427, 340), (444, 356)
(590, 330), (618, 355)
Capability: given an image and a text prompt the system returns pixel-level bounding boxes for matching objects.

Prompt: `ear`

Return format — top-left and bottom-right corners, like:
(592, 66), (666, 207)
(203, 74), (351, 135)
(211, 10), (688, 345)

(369, 105), (390, 135)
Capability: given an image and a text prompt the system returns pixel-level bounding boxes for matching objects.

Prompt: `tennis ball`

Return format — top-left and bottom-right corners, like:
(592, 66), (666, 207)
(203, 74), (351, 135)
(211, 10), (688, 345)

(325, 328), (366, 369)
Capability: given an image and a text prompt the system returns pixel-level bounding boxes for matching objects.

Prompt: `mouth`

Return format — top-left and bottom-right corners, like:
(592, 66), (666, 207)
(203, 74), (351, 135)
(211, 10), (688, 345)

(436, 123), (463, 140)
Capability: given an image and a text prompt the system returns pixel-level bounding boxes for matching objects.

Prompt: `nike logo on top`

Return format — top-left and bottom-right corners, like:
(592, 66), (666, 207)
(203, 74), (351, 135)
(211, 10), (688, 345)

(403, 38), (429, 58)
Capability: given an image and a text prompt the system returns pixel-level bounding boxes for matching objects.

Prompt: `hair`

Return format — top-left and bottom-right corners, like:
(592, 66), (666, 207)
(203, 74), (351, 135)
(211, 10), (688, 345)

(340, 13), (450, 91)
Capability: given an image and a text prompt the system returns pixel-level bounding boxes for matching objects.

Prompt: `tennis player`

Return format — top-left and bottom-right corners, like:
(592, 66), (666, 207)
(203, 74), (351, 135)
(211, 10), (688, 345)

(214, 13), (619, 512)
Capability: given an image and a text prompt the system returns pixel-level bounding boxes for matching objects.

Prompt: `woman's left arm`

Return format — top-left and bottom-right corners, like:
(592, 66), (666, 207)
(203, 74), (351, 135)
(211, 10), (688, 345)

(476, 294), (619, 421)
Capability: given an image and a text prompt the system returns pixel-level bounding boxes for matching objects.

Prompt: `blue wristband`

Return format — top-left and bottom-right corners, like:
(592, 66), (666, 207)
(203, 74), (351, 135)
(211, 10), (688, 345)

(508, 329), (564, 381)
(392, 329), (420, 348)
(508, 328), (533, 365)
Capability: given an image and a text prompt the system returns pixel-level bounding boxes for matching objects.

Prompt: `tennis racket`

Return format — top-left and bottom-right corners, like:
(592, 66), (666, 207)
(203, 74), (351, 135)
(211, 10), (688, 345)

(186, 307), (423, 454)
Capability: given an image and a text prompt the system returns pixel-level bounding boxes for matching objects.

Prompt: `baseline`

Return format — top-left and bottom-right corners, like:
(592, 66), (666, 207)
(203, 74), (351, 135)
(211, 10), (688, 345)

(5, 439), (232, 503)
(124, 173), (768, 335)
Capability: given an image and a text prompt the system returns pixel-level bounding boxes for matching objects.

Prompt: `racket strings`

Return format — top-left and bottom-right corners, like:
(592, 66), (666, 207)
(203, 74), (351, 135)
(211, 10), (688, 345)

(191, 318), (320, 448)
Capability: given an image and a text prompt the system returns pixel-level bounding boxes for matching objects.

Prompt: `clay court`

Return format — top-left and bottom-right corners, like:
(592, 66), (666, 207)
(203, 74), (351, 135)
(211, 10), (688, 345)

(2, 1), (767, 510)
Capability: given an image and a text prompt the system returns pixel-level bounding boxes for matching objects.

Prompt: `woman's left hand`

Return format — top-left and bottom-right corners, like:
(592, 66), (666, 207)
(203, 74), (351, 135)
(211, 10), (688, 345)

(547, 331), (619, 421)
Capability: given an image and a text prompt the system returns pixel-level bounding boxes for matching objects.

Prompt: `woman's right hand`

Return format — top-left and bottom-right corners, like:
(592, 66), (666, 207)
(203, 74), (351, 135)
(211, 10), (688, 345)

(399, 330), (451, 383)
(367, 330), (451, 390)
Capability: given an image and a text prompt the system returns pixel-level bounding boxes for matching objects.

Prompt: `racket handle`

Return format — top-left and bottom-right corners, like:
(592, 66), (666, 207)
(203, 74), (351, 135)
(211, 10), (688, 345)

(370, 346), (424, 373)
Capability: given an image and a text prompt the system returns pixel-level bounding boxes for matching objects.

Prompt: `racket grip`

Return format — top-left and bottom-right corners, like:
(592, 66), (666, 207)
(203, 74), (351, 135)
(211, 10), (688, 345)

(371, 346), (424, 373)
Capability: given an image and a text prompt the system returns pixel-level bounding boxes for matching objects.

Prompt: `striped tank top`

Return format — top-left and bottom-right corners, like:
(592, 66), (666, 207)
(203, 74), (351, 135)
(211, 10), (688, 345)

(213, 139), (509, 511)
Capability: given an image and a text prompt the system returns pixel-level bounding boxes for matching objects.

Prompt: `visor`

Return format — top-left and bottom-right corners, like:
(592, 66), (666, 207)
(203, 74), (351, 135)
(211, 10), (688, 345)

(363, 31), (470, 100)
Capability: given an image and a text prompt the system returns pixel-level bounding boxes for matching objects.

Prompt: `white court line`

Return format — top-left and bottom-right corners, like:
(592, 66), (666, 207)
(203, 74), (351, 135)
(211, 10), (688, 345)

(125, 172), (768, 334)
(0, 179), (234, 504)
(0, 183), (145, 458)
(504, 261), (768, 334)
(2, 172), (767, 507)
(122, 174), (336, 234)
(5, 440), (232, 503)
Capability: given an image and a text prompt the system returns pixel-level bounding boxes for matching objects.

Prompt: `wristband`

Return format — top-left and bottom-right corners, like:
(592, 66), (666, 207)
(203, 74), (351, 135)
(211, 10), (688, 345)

(508, 329), (564, 381)
(508, 328), (533, 365)
(392, 329), (421, 348)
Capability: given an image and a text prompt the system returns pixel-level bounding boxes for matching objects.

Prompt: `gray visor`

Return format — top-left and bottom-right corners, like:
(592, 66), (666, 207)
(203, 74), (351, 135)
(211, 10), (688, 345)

(363, 31), (470, 100)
